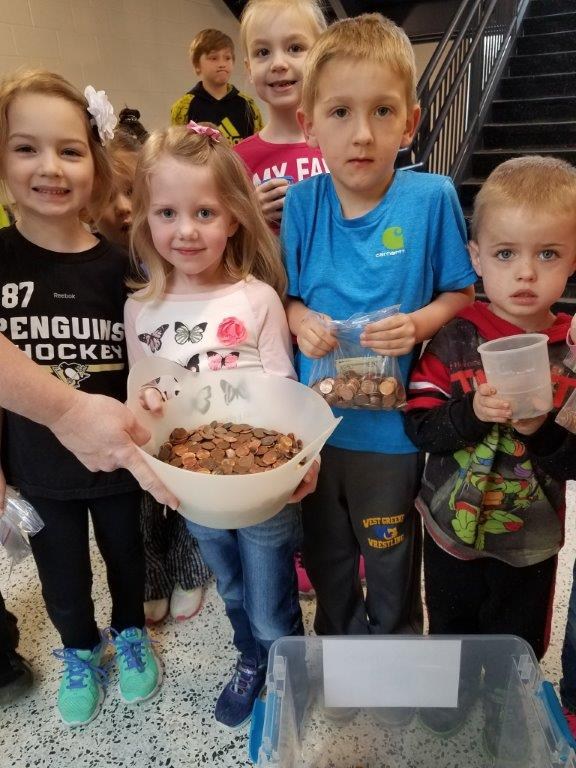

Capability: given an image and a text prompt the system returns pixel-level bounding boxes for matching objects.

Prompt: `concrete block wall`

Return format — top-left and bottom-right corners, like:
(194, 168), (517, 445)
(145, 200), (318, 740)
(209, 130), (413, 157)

(0, 0), (434, 133)
(0, 0), (259, 131)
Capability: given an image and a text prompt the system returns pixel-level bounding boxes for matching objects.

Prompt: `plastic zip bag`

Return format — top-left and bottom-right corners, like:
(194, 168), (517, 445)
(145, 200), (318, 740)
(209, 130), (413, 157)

(309, 305), (406, 410)
(0, 487), (44, 566)
(556, 388), (576, 433)
(556, 330), (576, 432)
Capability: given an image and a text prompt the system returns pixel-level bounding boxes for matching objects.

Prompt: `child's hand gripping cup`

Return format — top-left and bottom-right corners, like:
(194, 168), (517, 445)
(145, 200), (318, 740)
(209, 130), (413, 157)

(477, 333), (553, 420)
(127, 357), (340, 529)
(308, 306), (407, 410)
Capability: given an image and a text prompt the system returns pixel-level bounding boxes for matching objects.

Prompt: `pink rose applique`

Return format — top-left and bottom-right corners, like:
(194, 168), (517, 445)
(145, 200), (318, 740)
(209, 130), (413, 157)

(216, 317), (247, 347)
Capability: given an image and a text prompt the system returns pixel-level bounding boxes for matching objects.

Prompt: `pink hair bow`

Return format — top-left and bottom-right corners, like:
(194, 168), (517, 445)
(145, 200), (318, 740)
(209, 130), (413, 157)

(186, 121), (221, 142)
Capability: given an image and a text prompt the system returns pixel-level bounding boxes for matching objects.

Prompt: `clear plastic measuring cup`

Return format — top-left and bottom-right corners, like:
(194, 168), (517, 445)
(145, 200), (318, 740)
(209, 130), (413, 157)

(477, 333), (553, 419)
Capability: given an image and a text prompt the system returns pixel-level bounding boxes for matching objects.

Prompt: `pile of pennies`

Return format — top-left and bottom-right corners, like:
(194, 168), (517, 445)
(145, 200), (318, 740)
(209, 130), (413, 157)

(156, 421), (304, 475)
(311, 371), (406, 410)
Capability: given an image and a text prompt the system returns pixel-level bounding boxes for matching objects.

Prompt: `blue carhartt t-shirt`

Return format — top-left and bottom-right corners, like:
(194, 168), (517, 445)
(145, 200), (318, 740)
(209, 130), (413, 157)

(281, 169), (477, 454)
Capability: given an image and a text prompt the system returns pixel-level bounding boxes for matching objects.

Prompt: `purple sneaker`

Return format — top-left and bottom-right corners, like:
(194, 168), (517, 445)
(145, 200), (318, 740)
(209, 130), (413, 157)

(215, 655), (266, 730)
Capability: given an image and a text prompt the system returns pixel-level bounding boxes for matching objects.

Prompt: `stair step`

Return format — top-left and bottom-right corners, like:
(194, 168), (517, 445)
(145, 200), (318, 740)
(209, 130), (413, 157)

(526, 0), (575, 18)
(500, 72), (576, 99)
(517, 30), (576, 55)
(523, 10), (576, 35)
(456, 0), (576, 268)
(470, 148), (576, 177)
(458, 178), (484, 209)
(483, 120), (576, 149)
(509, 50), (576, 76)
(492, 95), (576, 122)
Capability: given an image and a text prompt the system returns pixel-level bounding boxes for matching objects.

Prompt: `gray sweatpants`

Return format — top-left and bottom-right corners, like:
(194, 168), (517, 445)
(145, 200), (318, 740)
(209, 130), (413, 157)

(301, 445), (424, 636)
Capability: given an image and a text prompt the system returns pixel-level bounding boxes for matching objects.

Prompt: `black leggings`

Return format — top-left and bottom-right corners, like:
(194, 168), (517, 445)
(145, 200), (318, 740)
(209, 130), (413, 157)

(26, 491), (145, 650)
(424, 531), (556, 660)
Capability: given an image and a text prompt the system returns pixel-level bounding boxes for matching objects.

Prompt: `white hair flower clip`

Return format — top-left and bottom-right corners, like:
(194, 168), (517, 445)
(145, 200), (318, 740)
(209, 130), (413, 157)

(84, 85), (117, 145)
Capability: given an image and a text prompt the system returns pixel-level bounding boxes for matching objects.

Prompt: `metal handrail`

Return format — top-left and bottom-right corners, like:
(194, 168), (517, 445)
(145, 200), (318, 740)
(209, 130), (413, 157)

(449, 0), (530, 183)
(417, 0), (484, 132)
(410, 0), (531, 179)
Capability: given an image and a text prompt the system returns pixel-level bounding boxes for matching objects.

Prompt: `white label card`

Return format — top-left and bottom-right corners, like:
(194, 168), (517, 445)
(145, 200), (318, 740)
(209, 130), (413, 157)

(322, 638), (461, 708)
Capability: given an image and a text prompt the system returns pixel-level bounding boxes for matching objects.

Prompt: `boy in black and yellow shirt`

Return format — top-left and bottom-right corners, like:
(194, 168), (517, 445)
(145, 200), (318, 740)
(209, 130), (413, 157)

(170, 28), (262, 146)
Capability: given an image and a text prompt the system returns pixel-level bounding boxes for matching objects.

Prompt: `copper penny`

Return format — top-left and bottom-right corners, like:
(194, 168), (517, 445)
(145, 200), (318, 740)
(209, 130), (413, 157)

(319, 377), (334, 394)
(169, 427), (189, 444)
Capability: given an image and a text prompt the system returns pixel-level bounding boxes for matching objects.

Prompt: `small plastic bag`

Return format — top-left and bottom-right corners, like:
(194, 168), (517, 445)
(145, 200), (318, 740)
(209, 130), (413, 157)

(556, 330), (576, 432)
(0, 487), (44, 565)
(309, 305), (407, 410)
(563, 329), (576, 374)
(556, 388), (576, 433)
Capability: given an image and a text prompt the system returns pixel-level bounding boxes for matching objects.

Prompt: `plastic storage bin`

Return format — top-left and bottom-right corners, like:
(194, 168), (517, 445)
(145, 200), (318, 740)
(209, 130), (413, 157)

(256, 636), (576, 768)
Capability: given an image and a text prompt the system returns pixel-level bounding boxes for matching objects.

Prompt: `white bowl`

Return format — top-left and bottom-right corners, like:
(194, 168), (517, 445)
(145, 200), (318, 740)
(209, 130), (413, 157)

(127, 357), (341, 528)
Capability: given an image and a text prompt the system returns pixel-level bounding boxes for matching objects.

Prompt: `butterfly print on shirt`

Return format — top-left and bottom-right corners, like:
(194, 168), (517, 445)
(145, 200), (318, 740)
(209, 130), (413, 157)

(138, 324), (169, 353)
(207, 351), (239, 371)
(185, 354), (200, 373)
(174, 321), (207, 345)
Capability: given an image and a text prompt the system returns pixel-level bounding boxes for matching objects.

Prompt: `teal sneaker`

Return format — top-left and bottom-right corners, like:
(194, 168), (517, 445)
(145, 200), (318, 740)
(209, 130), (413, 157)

(53, 642), (107, 727)
(111, 627), (162, 704)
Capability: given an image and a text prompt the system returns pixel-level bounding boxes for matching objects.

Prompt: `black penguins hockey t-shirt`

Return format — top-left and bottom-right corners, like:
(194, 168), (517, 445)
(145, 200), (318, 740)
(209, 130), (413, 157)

(0, 225), (137, 499)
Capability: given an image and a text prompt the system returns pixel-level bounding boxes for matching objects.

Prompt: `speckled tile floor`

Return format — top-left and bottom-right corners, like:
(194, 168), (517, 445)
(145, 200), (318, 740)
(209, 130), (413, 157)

(1, 485), (575, 768)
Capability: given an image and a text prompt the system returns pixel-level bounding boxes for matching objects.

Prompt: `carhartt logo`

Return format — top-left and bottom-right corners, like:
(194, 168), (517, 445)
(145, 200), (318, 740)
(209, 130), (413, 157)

(381, 226), (404, 249)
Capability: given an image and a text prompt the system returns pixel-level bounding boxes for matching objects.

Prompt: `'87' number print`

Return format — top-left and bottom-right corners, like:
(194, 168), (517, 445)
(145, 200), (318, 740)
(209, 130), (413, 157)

(1, 282), (34, 308)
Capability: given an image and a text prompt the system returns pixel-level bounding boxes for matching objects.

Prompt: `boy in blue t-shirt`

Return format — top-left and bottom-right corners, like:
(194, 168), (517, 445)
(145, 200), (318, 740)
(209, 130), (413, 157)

(281, 14), (476, 653)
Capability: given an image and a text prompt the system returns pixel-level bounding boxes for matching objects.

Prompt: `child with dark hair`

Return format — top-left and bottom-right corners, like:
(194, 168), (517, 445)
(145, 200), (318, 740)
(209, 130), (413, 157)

(117, 107), (149, 144)
(93, 129), (140, 251)
(93, 107), (148, 251)
(170, 28), (262, 145)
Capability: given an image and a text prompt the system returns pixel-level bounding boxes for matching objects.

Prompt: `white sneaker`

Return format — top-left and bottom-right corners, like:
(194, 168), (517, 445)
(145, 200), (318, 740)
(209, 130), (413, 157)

(170, 584), (203, 622)
(144, 598), (169, 627)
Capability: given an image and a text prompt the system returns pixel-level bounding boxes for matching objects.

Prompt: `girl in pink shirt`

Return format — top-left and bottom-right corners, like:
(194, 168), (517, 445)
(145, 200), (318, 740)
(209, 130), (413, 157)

(126, 121), (318, 729)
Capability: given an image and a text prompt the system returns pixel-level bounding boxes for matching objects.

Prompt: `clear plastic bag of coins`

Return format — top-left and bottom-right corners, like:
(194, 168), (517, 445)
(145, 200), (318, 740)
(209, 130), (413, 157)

(308, 305), (406, 410)
(126, 359), (341, 529)
(556, 386), (576, 433)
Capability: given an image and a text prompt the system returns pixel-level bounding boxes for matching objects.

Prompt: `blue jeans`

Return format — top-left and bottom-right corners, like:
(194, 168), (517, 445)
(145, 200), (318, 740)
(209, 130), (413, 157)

(186, 504), (303, 667)
(561, 559), (576, 710)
